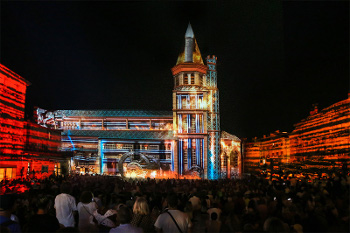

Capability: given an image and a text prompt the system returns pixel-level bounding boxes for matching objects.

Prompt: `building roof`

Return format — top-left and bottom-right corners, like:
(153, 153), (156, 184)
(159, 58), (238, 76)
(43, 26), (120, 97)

(56, 109), (173, 118)
(185, 23), (194, 38)
(176, 24), (204, 65)
(221, 131), (241, 142)
(63, 130), (175, 140)
(0, 63), (31, 86)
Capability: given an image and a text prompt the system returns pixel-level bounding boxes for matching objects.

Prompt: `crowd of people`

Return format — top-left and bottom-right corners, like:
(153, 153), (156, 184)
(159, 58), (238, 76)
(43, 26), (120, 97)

(0, 171), (349, 233)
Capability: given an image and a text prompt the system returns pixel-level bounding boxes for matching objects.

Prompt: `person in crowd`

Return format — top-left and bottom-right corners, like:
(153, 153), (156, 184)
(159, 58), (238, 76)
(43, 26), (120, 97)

(205, 195), (211, 210)
(93, 208), (117, 233)
(93, 191), (103, 209)
(291, 224), (303, 233)
(56, 227), (80, 232)
(188, 193), (201, 212)
(77, 191), (98, 233)
(131, 197), (155, 233)
(200, 197), (208, 214)
(109, 206), (143, 233)
(184, 201), (193, 221)
(205, 212), (221, 233)
(1, 170), (349, 233)
(116, 203), (126, 211)
(0, 194), (21, 233)
(55, 182), (77, 227)
(27, 195), (60, 232)
(207, 202), (222, 221)
(154, 193), (191, 233)
(263, 217), (289, 233)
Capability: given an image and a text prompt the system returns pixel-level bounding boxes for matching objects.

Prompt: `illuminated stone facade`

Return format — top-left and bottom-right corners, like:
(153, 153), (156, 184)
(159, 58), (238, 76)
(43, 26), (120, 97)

(23, 121), (63, 177)
(0, 64), (63, 180)
(244, 132), (290, 173)
(220, 131), (241, 178)
(37, 109), (175, 176)
(244, 94), (350, 173)
(0, 64), (29, 157)
(171, 24), (222, 179)
(289, 95), (350, 170)
(36, 24), (242, 179)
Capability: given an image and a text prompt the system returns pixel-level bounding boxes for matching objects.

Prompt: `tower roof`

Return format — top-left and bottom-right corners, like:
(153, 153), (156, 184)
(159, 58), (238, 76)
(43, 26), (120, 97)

(185, 23), (194, 38)
(176, 24), (204, 65)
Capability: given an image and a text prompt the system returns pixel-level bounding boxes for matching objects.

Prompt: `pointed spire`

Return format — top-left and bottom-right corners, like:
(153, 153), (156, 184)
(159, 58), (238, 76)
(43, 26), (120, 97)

(185, 23), (194, 38)
(176, 23), (204, 65)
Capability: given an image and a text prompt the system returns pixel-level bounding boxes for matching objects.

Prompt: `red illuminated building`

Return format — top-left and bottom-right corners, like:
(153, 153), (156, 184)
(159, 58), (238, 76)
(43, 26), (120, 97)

(0, 64), (29, 157)
(23, 121), (63, 178)
(244, 94), (350, 173)
(0, 64), (65, 180)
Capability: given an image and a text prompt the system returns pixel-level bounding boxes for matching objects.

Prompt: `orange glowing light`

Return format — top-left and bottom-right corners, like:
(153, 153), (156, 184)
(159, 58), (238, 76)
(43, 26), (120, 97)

(123, 169), (200, 180)
(176, 39), (204, 65)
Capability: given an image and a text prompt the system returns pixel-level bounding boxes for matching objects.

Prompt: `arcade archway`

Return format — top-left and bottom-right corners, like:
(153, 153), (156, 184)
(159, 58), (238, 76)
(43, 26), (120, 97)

(188, 165), (204, 178)
(118, 151), (159, 178)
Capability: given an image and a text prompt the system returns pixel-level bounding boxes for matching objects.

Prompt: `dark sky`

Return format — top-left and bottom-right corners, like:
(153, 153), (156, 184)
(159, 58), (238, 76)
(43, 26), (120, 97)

(1, 1), (348, 140)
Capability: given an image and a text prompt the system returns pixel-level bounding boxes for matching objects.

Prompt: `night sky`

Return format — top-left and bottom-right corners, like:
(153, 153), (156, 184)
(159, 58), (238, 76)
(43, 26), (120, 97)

(1, 1), (348, 140)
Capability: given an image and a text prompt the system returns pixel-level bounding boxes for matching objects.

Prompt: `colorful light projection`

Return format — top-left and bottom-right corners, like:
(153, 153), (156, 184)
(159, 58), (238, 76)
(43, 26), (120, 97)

(289, 95), (350, 170)
(121, 169), (201, 180)
(1, 64), (28, 180)
(0, 64), (64, 181)
(206, 56), (221, 180)
(172, 25), (222, 179)
(176, 24), (204, 65)
(220, 132), (242, 178)
(0, 64), (30, 157)
(31, 24), (242, 180)
(36, 109), (174, 131)
(96, 140), (173, 176)
(24, 121), (61, 153)
(244, 94), (350, 173)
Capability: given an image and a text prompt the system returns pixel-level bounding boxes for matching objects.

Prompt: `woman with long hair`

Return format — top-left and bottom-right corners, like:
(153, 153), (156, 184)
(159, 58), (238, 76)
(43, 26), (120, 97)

(131, 197), (155, 233)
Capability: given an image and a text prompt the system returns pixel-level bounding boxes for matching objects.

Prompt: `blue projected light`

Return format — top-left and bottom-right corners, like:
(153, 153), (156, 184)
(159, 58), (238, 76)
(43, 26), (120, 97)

(100, 140), (105, 174)
(208, 150), (214, 180)
(187, 114), (190, 133)
(67, 130), (76, 151)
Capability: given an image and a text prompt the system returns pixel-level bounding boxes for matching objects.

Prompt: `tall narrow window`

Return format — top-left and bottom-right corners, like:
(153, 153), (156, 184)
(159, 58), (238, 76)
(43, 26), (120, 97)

(191, 115), (196, 133)
(182, 115), (187, 132)
(183, 141), (188, 166)
(192, 148), (196, 166)
(184, 76), (188, 85)
(190, 75), (195, 84)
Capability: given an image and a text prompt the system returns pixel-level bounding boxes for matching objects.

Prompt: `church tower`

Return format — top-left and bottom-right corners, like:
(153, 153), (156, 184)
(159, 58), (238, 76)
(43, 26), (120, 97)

(172, 24), (221, 179)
